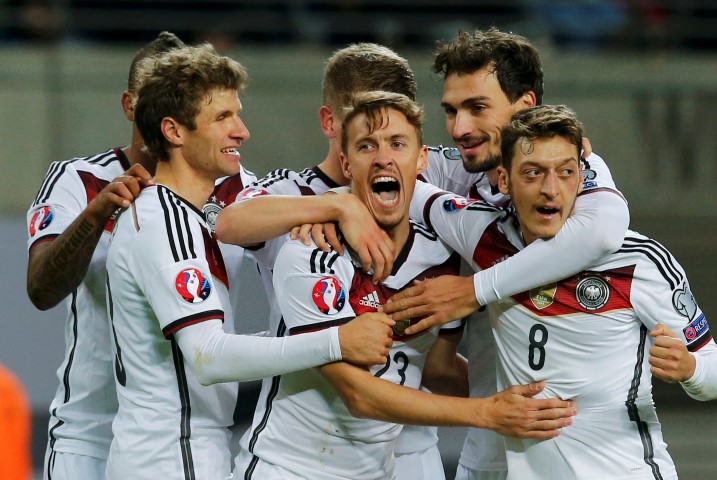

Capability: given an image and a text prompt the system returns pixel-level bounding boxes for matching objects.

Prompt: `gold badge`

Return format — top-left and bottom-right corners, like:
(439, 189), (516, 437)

(393, 319), (410, 336)
(529, 283), (557, 310)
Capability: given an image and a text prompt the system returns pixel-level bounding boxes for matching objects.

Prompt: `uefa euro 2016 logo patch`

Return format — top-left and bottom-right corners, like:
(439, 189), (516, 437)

(442, 147), (462, 161)
(175, 268), (212, 304)
(443, 197), (470, 213)
(312, 276), (346, 315)
(239, 186), (269, 199)
(575, 276), (610, 311)
(29, 206), (54, 237)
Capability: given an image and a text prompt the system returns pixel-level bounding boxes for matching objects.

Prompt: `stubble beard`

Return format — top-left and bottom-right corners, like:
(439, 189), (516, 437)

(462, 152), (502, 174)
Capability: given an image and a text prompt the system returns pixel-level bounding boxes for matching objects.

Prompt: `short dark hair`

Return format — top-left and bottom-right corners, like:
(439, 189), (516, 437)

(127, 31), (185, 94)
(500, 105), (583, 171)
(134, 44), (249, 162)
(323, 43), (417, 121)
(433, 28), (544, 105)
(341, 91), (424, 154)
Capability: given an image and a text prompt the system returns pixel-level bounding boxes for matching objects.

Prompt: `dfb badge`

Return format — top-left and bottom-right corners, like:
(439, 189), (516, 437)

(575, 276), (610, 311)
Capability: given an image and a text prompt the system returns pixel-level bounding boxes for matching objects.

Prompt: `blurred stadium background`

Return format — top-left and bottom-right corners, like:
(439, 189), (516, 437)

(1, 1), (716, 478)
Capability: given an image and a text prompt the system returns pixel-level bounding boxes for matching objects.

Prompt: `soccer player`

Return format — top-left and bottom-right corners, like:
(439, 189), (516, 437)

(216, 43), (453, 480)
(383, 28), (630, 480)
(25, 31), (185, 480)
(231, 91), (576, 480)
(104, 44), (394, 480)
(412, 104), (717, 479)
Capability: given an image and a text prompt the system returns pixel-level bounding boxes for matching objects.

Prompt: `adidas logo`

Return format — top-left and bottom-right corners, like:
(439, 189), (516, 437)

(358, 291), (382, 309)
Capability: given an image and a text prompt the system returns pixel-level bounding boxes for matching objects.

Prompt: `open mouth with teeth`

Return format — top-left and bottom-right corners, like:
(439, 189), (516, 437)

(221, 147), (240, 156)
(371, 176), (400, 207)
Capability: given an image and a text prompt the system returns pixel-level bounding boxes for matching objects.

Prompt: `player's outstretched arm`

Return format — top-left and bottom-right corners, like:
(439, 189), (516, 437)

(26, 164), (152, 310)
(383, 275), (479, 335)
(216, 194), (395, 282)
(473, 188), (628, 306)
(320, 363), (575, 438)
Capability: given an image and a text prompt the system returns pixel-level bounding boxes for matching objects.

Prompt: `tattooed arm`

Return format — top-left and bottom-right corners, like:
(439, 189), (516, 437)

(26, 164), (152, 310)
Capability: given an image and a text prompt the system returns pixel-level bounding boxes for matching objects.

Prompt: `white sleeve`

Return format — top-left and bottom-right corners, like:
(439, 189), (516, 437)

(630, 239), (717, 401)
(681, 344), (717, 400)
(473, 188), (629, 305)
(174, 319), (342, 385)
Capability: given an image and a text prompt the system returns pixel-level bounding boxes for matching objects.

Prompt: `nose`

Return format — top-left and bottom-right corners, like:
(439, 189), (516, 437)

(374, 144), (394, 167)
(541, 171), (558, 198)
(450, 110), (473, 139)
(231, 116), (250, 141)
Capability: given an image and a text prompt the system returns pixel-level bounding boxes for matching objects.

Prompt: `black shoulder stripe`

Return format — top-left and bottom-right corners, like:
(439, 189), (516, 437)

(412, 220), (438, 241)
(253, 169), (291, 188)
(619, 236), (683, 290)
(158, 187), (198, 262)
(309, 247), (339, 275)
(33, 161), (68, 206)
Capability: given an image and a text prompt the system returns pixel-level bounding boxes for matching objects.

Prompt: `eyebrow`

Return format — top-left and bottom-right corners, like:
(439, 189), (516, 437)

(440, 95), (491, 109)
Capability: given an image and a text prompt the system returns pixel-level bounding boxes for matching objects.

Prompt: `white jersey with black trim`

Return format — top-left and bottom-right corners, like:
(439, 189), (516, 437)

(203, 166), (257, 326)
(237, 166), (339, 333)
(26, 147), (128, 461)
(105, 184), (237, 480)
(417, 147), (623, 472)
(420, 193), (717, 479)
(235, 222), (459, 480)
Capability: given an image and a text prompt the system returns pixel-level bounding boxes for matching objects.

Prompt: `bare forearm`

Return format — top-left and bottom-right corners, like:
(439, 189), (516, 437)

(216, 195), (348, 246)
(27, 211), (106, 310)
(321, 362), (485, 427)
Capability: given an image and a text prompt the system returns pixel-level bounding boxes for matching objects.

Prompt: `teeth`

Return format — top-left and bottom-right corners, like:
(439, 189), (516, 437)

(373, 176), (395, 184)
(222, 148), (239, 155)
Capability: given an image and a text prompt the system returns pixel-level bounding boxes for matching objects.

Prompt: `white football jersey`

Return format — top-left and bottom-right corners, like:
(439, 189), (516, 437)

(26, 148), (127, 460)
(235, 223), (459, 480)
(418, 147), (621, 472)
(421, 192), (717, 479)
(240, 166), (451, 459)
(105, 184), (238, 480)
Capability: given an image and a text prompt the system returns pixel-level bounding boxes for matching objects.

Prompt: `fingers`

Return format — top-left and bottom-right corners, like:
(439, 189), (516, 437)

(312, 224), (331, 252)
(403, 316), (439, 336)
(123, 163), (154, 185)
(324, 223), (343, 255)
(649, 323), (670, 338)
(290, 226), (301, 241)
(297, 224), (312, 246)
(510, 381), (545, 398)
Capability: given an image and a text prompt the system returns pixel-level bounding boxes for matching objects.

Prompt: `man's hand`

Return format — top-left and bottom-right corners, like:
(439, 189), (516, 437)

(338, 312), (395, 367)
(337, 196), (395, 283)
(649, 323), (696, 383)
(291, 222), (344, 254)
(581, 137), (592, 159)
(86, 163), (153, 223)
(480, 382), (576, 439)
(383, 275), (480, 335)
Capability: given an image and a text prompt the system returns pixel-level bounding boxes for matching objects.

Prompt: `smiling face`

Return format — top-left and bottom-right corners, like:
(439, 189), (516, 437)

(441, 67), (534, 174)
(498, 135), (582, 245)
(341, 106), (426, 237)
(178, 87), (250, 183)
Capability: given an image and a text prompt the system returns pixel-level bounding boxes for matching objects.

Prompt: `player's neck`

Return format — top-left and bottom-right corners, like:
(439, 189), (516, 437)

(153, 160), (215, 210)
(485, 168), (500, 187)
(386, 220), (411, 256)
(123, 126), (156, 174)
(317, 146), (350, 186)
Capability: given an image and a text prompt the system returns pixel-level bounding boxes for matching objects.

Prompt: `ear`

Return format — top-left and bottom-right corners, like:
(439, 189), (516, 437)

(416, 145), (428, 175)
(518, 90), (537, 109)
(497, 166), (510, 196)
(319, 105), (337, 139)
(161, 117), (183, 148)
(121, 91), (136, 122)
(339, 151), (351, 179)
